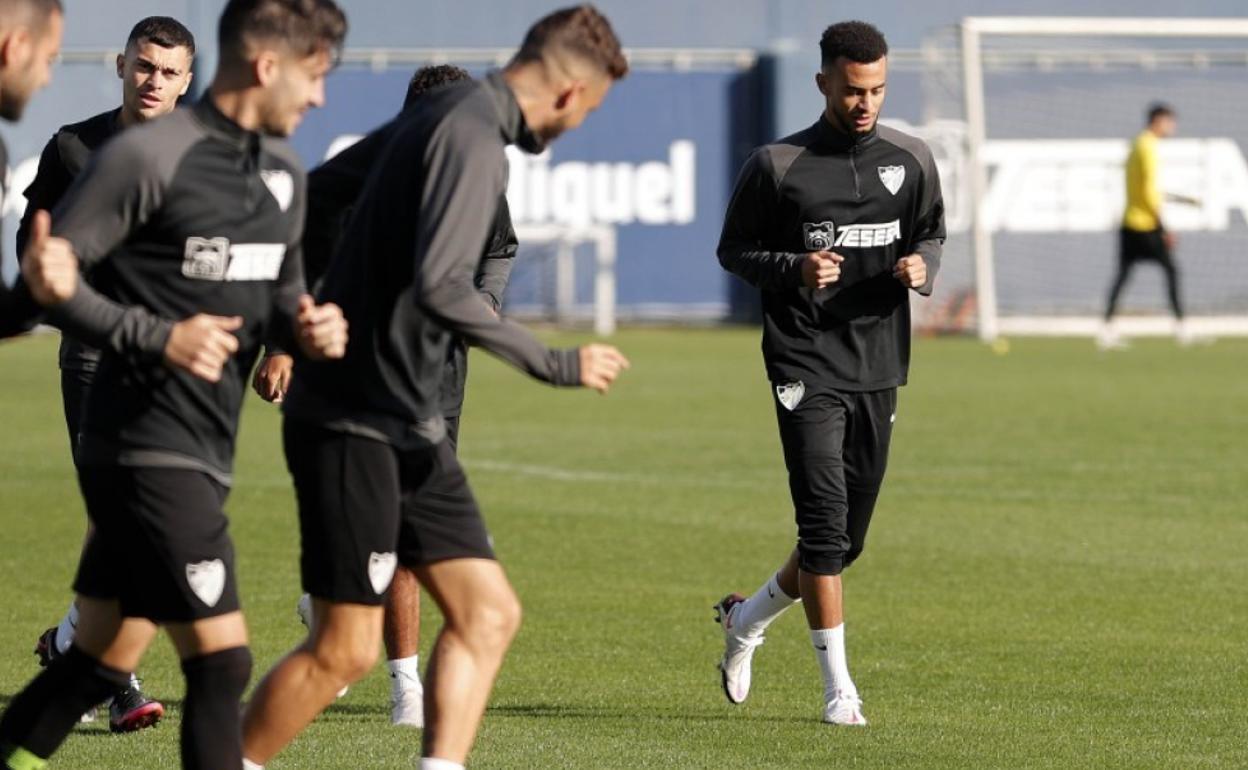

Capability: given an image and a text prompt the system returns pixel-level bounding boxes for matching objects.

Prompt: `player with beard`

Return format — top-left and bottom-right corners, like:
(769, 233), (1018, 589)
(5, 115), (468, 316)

(18, 15), (196, 733)
(0, 2), (348, 768)
(713, 21), (945, 726)
(257, 63), (519, 729)
(240, 7), (628, 770)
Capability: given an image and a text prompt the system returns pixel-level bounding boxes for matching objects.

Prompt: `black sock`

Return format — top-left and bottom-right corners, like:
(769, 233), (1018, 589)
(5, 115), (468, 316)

(0, 645), (129, 761)
(180, 647), (252, 770)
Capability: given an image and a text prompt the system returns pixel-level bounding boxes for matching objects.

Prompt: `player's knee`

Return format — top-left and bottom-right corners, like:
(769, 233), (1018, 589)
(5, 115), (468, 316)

(314, 636), (378, 683)
(461, 594), (522, 652)
(796, 535), (847, 577)
(182, 646), (252, 699)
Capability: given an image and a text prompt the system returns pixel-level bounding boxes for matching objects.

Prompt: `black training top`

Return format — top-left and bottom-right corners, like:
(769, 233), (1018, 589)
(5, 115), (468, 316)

(45, 98), (307, 486)
(718, 116), (945, 391)
(285, 72), (579, 448)
(18, 108), (122, 373)
(301, 120), (518, 415)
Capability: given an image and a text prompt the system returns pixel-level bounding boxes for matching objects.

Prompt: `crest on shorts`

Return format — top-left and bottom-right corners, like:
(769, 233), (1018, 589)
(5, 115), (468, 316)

(261, 169), (294, 212)
(878, 165), (905, 195)
(775, 380), (805, 411)
(186, 559), (226, 607)
(803, 221), (835, 251)
(368, 552), (398, 595)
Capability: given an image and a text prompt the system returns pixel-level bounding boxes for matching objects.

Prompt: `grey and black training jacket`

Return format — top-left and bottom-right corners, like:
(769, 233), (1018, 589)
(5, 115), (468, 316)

(718, 116), (946, 391)
(42, 98), (307, 486)
(284, 71), (579, 448)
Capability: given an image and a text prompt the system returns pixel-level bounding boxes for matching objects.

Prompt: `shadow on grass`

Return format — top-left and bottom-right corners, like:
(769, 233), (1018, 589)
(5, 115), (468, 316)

(486, 702), (810, 725)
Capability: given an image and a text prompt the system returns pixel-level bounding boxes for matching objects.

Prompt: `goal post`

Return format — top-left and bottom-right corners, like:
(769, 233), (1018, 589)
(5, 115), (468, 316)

(959, 17), (1248, 341)
(508, 223), (617, 336)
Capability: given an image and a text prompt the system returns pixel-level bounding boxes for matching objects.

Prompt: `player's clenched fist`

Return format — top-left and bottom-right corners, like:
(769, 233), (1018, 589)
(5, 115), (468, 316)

(578, 343), (630, 394)
(801, 250), (844, 290)
(21, 210), (79, 307)
(893, 254), (927, 289)
(165, 314), (243, 382)
(253, 353), (294, 402)
(295, 295), (348, 360)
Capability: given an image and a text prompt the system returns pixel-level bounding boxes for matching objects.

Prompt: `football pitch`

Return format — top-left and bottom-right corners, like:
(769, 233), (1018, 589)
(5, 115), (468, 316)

(1, 329), (1245, 769)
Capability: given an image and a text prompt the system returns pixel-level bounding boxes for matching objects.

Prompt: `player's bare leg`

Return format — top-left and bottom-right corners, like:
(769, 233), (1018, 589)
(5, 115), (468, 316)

(384, 566), (424, 726)
(414, 558), (521, 765)
(242, 601), (382, 766)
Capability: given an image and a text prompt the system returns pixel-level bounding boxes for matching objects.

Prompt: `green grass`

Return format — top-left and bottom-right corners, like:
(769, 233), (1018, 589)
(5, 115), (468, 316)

(1, 329), (1246, 768)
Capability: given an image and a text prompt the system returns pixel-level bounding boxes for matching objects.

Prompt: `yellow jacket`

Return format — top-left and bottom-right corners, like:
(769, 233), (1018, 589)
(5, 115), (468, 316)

(1123, 130), (1163, 232)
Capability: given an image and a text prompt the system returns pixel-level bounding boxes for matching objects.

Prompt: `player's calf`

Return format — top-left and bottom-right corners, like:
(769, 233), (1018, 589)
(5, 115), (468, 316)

(180, 647), (252, 769)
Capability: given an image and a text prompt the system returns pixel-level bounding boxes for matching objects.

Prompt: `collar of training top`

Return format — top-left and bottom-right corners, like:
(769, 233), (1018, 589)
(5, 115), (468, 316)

(482, 70), (542, 153)
(193, 96), (262, 151)
(813, 112), (879, 152)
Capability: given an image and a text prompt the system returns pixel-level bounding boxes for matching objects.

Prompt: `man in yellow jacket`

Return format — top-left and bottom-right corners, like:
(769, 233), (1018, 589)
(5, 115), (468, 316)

(1100, 103), (1193, 349)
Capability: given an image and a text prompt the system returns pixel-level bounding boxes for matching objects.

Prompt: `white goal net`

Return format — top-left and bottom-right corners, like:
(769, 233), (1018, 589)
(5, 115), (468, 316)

(935, 18), (1248, 339)
(503, 223), (617, 336)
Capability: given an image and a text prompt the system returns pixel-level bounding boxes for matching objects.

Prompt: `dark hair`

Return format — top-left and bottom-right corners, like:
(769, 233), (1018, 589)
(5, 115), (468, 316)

(1148, 102), (1175, 124)
(218, 0), (347, 63)
(819, 21), (888, 68)
(403, 64), (471, 109)
(127, 16), (196, 57)
(513, 4), (628, 80)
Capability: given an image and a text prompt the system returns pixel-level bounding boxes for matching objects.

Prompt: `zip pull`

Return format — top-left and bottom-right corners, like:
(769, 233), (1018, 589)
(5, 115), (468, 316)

(849, 147), (861, 199)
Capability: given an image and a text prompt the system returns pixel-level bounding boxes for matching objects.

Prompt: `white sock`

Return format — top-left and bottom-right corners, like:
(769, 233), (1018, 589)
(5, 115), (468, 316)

(811, 625), (856, 701)
(419, 759), (463, 770)
(736, 574), (799, 638)
(388, 655), (422, 693)
(55, 602), (79, 654)
(242, 759), (264, 770)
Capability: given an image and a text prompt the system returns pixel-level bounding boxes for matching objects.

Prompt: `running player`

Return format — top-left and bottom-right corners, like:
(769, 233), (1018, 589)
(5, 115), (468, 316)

(240, 7), (629, 770)
(19, 15), (196, 732)
(261, 63), (518, 728)
(0, 0), (64, 337)
(713, 20), (944, 726)
(0, 2), (348, 768)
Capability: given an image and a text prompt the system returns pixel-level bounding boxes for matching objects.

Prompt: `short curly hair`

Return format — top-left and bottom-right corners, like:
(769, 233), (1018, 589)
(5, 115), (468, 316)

(403, 64), (471, 109)
(819, 21), (888, 68)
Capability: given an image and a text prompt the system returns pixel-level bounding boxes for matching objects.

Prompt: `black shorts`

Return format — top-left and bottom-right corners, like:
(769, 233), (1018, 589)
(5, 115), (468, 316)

(74, 466), (240, 622)
(284, 418), (494, 606)
(773, 382), (896, 576)
(1119, 227), (1171, 265)
(60, 367), (94, 465)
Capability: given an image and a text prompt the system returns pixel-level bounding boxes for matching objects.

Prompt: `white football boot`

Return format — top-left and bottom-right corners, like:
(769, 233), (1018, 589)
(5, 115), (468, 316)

(822, 689), (867, 726)
(713, 593), (764, 704)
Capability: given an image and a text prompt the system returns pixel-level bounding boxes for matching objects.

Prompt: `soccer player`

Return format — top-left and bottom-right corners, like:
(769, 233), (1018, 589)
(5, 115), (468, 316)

(259, 63), (518, 728)
(0, 1), (348, 768)
(240, 7), (629, 769)
(714, 21), (944, 726)
(0, 0), (64, 337)
(18, 15), (197, 732)
(1099, 103), (1195, 350)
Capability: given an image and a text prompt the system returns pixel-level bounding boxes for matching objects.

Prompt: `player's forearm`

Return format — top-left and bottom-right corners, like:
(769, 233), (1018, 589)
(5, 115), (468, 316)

(422, 283), (579, 386)
(47, 282), (173, 360)
(717, 244), (804, 290)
